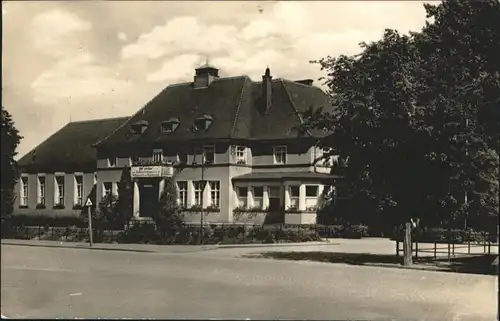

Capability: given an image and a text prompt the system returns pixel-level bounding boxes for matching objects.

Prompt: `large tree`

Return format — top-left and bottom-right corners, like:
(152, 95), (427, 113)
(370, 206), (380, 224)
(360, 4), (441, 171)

(1, 108), (23, 222)
(302, 0), (499, 230)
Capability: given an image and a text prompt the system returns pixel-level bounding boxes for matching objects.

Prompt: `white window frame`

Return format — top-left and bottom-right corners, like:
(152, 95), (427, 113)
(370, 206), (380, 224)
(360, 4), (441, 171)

(161, 121), (178, 134)
(75, 175), (83, 205)
(203, 145), (215, 164)
(152, 149), (163, 163)
(305, 185), (319, 208)
(252, 186), (264, 208)
(177, 181), (188, 208)
(55, 176), (65, 205)
(209, 181), (220, 208)
(193, 181), (203, 206)
(103, 182), (113, 196)
(273, 146), (287, 165)
(289, 185), (300, 208)
(237, 186), (248, 208)
(235, 146), (247, 164)
(38, 176), (45, 205)
(20, 177), (28, 206)
(108, 157), (117, 167)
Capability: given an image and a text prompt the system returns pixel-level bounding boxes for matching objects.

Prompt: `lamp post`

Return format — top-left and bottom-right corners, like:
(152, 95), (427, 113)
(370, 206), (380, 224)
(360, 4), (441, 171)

(200, 157), (206, 244)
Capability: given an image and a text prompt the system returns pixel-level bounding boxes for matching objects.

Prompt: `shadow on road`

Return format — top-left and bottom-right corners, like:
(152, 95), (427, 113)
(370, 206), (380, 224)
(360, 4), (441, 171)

(250, 251), (499, 276)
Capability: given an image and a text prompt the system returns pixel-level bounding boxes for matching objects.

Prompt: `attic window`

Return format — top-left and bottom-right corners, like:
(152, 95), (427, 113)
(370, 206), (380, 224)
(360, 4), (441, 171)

(193, 115), (214, 132)
(161, 118), (180, 134)
(131, 120), (149, 134)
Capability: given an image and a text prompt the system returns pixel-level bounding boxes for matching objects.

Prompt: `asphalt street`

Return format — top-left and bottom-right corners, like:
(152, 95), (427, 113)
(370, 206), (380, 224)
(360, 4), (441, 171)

(1, 243), (497, 320)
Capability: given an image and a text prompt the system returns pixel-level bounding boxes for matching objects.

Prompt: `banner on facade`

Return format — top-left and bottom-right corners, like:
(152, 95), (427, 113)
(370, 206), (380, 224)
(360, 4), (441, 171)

(131, 166), (163, 178)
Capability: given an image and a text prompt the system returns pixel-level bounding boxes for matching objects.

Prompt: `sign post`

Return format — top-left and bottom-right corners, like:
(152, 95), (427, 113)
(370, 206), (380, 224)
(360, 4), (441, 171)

(85, 197), (93, 247)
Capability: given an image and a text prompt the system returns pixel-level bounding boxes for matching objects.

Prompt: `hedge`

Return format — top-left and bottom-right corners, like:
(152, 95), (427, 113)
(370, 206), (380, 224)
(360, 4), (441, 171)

(117, 223), (323, 245)
(391, 227), (497, 244)
(8, 215), (87, 228)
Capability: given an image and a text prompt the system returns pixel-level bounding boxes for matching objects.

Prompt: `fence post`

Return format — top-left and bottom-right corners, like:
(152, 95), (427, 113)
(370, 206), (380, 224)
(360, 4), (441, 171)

(396, 240), (399, 256)
(51, 227), (54, 240)
(38, 225), (41, 240)
(434, 242), (437, 259)
(415, 242), (418, 259)
(468, 240), (471, 254)
(484, 231), (487, 253)
(403, 222), (412, 266)
(488, 238), (491, 255)
(447, 242), (451, 259)
(452, 243), (455, 256)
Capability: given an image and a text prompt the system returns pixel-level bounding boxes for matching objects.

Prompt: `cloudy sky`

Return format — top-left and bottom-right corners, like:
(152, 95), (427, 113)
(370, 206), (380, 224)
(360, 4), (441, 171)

(2, 1), (432, 158)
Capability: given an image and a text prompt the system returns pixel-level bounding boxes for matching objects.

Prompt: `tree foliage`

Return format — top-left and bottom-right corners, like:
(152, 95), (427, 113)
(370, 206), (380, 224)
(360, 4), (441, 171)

(117, 167), (134, 227)
(302, 0), (500, 231)
(1, 108), (23, 221)
(152, 178), (184, 236)
(96, 193), (119, 230)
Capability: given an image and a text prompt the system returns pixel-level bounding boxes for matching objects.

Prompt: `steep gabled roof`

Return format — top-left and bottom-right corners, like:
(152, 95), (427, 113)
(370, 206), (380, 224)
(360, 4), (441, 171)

(95, 73), (332, 147)
(18, 117), (129, 173)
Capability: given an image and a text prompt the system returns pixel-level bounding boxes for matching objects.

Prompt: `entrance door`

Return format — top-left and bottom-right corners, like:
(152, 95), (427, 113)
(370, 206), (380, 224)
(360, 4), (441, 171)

(267, 186), (284, 224)
(139, 179), (160, 217)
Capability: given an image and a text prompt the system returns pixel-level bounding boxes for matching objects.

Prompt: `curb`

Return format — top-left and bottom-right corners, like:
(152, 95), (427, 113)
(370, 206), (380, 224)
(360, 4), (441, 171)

(1, 241), (155, 253)
(1, 239), (334, 253)
(216, 241), (334, 249)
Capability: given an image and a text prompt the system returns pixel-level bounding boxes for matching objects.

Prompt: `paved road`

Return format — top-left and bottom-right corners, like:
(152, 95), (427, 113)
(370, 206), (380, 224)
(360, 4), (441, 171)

(1, 243), (497, 320)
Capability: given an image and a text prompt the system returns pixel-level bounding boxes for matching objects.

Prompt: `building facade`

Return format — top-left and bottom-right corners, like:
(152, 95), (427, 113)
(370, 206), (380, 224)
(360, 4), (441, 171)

(15, 65), (338, 225)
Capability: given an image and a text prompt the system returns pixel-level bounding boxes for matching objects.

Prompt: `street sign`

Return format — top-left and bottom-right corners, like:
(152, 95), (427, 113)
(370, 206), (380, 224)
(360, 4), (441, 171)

(85, 198), (93, 207)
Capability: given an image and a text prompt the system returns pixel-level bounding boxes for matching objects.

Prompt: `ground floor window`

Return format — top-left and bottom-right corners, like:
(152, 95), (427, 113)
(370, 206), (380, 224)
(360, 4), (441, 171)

(20, 177), (28, 206)
(193, 181), (203, 206)
(55, 176), (65, 205)
(305, 185), (319, 208)
(289, 185), (299, 208)
(209, 181), (220, 208)
(177, 181), (188, 208)
(237, 187), (248, 207)
(252, 186), (263, 208)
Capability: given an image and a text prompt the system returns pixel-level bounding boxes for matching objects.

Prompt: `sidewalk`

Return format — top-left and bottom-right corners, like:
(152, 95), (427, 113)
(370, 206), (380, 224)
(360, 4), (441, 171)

(1, 239), (333, 253)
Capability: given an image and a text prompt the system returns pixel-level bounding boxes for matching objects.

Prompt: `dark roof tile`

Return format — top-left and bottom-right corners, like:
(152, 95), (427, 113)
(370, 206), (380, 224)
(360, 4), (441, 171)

(18, 117), (128, 173)
(96, 73), (332, 146)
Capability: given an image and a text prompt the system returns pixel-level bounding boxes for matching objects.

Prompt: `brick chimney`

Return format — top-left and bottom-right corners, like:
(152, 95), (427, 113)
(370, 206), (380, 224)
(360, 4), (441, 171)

(262, 67), (272, 113)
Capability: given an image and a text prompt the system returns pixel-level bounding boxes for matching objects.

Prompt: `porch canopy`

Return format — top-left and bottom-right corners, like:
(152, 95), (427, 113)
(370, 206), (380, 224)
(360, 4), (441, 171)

(231, 171), (341, 183)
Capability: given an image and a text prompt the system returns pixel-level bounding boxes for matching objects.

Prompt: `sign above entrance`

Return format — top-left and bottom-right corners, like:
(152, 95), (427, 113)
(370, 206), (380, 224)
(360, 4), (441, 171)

(131, 166), (173, 178)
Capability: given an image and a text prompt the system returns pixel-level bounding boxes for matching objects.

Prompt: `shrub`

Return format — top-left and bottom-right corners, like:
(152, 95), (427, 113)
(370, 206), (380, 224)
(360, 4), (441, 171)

(392, 227), (491, 244)
(9, 214), (86, 228)
(53, 204), (65, 210)
(118, 222), (159, 244)
(36, 203), (46, 209)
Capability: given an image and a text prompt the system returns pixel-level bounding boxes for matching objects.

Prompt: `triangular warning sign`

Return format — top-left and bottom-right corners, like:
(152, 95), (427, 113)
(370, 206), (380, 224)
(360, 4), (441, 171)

(85, 198), (93, 206)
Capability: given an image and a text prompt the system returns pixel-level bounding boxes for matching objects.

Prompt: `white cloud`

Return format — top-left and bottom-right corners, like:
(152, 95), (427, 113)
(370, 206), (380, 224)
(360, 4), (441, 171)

(118, 32), (128, 41)
(147, 54), (201, 82)
(31, 9), (92, 57)
(122, 1), (429, 84)
(31, 53), (131, 106)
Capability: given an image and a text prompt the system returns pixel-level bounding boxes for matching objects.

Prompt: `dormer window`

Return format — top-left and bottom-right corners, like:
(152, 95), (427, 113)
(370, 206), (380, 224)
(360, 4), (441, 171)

(161, 118), (180, 134)
(131, 120), (149, 134)
(193, 115), (214, 132)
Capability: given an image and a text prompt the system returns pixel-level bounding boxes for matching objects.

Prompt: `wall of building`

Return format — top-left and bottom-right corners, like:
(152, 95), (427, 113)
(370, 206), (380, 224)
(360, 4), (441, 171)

(13, 172), (96, 218)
